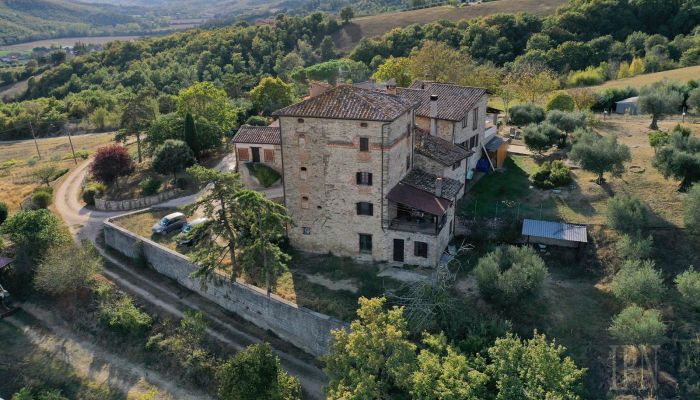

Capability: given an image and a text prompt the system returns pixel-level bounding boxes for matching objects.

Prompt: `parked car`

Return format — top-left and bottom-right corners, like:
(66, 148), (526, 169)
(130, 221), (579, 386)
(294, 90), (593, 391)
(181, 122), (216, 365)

(176, 218), (209, 247)
(152, 212), (187, 235)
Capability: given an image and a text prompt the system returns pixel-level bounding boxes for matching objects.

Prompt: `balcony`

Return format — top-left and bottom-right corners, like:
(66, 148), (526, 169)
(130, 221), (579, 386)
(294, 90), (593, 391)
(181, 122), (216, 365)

(386, 201), (447, 236)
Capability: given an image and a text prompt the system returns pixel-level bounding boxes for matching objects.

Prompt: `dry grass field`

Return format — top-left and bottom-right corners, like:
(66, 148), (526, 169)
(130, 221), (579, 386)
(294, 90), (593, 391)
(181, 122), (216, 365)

(589, 65), (700, 90)
(0, 132), (115, 211)
(333, 0), (566, 50)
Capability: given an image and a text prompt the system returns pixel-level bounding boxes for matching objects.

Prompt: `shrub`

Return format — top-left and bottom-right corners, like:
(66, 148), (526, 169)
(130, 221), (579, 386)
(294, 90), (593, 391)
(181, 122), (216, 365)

(647, 130), (669, 149)
(592, 86), (638, 111)
(245, 162), (281, 188)
(26, 157), (38, 167)
(615, 234), (653, 260)
(0, 209), (69, 261)
(0, 202), (7, 225)
(545, 110), (586, 133)
(522, 122), (562, 154)
(35, 242), (100, 296)
(545, 91), (575, 111)
(75, 149), (90, 159)
(32, 189), (53, 208)
(139, 177), (161, 196)
(675, 267), (700, 309)
(684, 185), (700, 234)
(217, 343), (302, 400)
(81, 182), (106, 206)
(606, 195), (648, 234)
(100, 296), (152, 335)
(610, 259), (665, 306)
(474, 246), (548, 306)
(530, 160), (572, 189)
(508, 103), (545, 126)
(244, 116), (269, 126)
(90, 144), (134, 185)
(567, 67), (606, 87)
(609, 305), (666, 345)
(152, 139), (196, 180)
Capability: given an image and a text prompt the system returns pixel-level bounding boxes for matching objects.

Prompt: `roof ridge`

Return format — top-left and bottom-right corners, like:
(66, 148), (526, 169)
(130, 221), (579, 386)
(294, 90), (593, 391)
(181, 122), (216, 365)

(346, 85), (392, 120)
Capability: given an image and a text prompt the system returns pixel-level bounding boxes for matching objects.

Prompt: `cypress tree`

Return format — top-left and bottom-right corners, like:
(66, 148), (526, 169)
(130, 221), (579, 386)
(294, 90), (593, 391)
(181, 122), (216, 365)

(184, 113), (200, 160)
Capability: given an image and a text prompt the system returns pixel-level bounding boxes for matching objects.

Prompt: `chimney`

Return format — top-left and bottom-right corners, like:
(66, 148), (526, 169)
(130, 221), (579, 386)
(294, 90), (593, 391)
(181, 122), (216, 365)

(385, 78), (397, 95)
(435, 177), (443, 197)
(430, 94), (438, 136)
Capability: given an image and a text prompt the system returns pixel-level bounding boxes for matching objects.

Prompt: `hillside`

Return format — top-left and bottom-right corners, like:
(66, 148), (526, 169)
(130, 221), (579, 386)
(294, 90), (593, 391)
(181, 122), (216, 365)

(0, 0), (159, 46)
(589, 65), (700, 90)
(333, 0), (567, 50)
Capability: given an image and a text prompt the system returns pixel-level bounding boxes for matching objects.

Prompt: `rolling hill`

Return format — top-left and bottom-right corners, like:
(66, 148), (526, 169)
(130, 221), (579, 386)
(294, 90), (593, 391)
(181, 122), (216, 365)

(333, 0), (567, 50)
(0, 0), (158, 46)
(589, 65), (700, 90)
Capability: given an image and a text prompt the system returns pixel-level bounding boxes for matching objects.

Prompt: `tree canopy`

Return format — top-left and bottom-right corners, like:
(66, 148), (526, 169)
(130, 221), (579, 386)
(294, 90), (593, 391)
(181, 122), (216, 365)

(570, 130), (631, 184)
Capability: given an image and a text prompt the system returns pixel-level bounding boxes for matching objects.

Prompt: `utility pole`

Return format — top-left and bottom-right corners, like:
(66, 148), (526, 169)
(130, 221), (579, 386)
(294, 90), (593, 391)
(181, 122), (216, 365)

(65, 122), (77, 165)
(29, 121), (41, 160)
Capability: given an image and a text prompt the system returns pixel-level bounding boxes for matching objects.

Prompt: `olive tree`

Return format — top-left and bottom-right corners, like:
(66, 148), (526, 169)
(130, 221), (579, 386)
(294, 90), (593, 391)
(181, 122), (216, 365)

(638, 82), (684, 130)
(606, 194), (648, 234)
(610, 260), (666, 306)
(474, 246), (548, 306)
(609, 305), (666, 345)
(675, 267), (700, 309)
(684, 184), (700, 234)
(652, 124), (700, 191)
(522, 122), (563, 154)
(569, 130), (631, 184)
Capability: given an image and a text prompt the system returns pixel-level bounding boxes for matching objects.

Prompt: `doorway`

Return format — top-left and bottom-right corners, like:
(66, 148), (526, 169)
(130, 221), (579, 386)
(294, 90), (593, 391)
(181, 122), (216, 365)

(393, 239), (404, 262)
(251, 147), (261, 163)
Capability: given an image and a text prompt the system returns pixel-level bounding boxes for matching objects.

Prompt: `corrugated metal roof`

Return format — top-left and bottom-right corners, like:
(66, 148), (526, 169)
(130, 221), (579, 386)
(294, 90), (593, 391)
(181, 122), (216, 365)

(522, 219), (588, 243)
(485, 135), (509, 152)
(616, 96), (639, 104)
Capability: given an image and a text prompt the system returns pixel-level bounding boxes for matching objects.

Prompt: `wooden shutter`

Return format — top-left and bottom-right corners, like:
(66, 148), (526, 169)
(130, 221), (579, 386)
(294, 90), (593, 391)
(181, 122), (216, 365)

(263, 149), (275, 162)
(367, 173), (373, 186)
(237, 147), (249, 161)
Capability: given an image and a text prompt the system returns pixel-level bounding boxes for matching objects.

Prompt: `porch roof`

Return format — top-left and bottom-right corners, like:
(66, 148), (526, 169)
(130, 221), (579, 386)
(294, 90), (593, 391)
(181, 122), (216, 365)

(232, 125), (281, 145)
(387, 182), (451, 216)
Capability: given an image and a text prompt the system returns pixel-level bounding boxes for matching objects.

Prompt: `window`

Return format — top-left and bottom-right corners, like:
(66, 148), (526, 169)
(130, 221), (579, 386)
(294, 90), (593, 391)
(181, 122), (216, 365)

(468, 134), (479, 150)
(298, 135), (306, 149)
(461, 113), (468, 128)
(302, 227), (311, 235)
(452, 160), (461, 170)
(359, 137), (369, 152)
(300, 167), (308, 180)
(359, 234), (372, 254)
(301, 196), (309, 209)
(356, 172), (373, 186)
(263, 149), (275, 162)
(472, 107), (478, 130)
(297, 118), (305, 123)
(356, 202), (374, 216)
(360, 122), (368, 128)
(414, 241), (428, 258)
(237, 148), (249, 161)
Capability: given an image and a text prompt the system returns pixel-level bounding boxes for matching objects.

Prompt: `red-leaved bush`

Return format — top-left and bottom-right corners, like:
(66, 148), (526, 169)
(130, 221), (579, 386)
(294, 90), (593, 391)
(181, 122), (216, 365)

(90, 144), (134, 185)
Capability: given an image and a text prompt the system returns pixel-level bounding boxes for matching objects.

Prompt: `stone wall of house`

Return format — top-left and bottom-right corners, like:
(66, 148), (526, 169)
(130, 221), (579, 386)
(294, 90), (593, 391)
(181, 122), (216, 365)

(384, 204), (455, 267)
(279, 111), (417, 264)
(416, 117), (454, 142)
(234, 143), (283, 172)
(103, 212), (345, 357)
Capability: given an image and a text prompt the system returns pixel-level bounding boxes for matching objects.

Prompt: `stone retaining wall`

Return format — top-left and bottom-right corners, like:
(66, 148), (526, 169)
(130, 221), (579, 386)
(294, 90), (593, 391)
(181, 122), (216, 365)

(103, 210), (345, 357)
(95, 189), (182, 211)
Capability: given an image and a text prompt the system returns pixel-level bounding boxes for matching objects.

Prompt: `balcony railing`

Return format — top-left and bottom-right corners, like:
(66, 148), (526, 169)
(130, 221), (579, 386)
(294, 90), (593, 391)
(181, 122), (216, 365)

(386, 214), (447, 236)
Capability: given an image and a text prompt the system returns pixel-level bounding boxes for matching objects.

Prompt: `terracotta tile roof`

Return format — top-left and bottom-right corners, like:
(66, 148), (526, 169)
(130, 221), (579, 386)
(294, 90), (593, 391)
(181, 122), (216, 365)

(400, 81), (487, 122)
(401, 168), (462, 200)
(232, 125), (280, 145)
(387, 183), (452, 216)
(272, 85), (418, 121)
(414, 128), (472, 166)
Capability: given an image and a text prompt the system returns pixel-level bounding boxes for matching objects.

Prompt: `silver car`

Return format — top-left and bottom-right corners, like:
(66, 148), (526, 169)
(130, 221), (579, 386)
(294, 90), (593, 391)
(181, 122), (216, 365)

(176, 218), (209, 247)
(151, 212), (187, 235)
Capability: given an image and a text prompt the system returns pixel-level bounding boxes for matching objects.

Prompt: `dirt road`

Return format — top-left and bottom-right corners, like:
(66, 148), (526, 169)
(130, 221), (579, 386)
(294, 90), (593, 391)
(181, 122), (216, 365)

(54, 159), (327, 399)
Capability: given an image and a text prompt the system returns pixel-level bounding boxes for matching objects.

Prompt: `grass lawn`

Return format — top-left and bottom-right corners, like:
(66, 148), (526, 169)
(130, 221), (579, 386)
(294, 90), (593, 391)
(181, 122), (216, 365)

(0, 314), (123, 399)
(589, 65), (700, 91)
(460, 118), (697, 227)
(0, 132), (115, 211)
(245, 162), (281, 188)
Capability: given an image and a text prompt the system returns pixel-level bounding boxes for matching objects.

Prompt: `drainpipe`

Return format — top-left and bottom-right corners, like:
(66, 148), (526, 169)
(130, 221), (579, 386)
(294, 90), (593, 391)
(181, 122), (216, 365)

(381, 121), (390, 233)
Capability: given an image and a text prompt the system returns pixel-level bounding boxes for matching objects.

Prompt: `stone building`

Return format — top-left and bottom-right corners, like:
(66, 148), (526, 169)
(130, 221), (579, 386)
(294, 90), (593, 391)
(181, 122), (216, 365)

(232, 124), (282, 186)
(272, 83), (489, 267)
